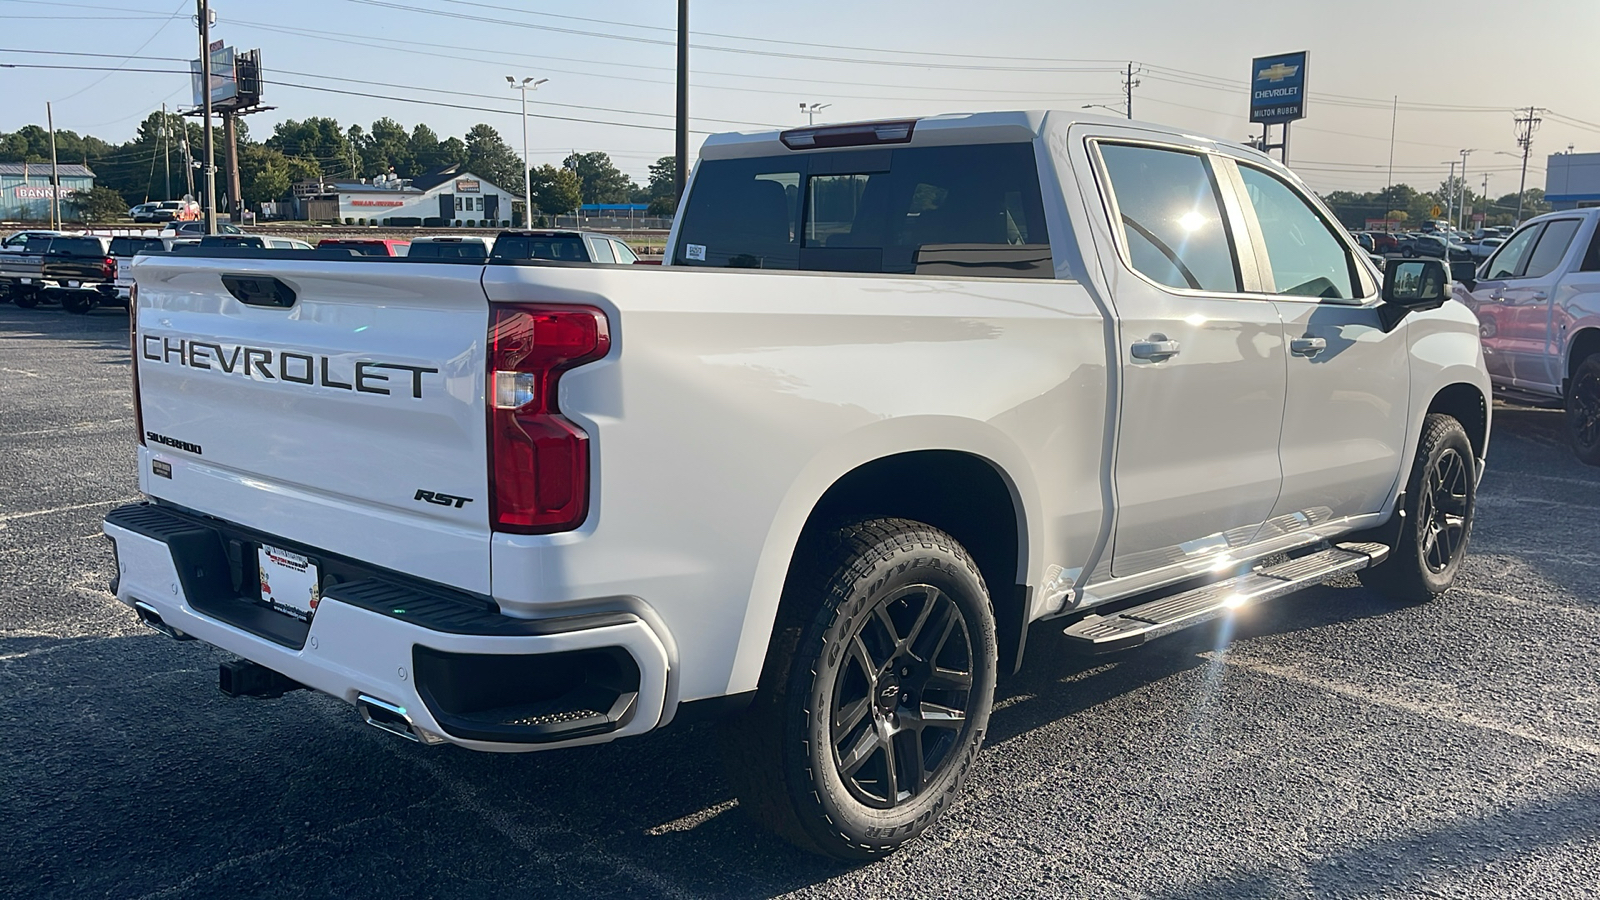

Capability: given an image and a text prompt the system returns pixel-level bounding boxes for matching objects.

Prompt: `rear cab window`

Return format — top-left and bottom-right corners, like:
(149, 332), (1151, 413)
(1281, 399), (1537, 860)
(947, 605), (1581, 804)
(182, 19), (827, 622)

(46, 238), (105, 257)
(492, 235), (589, 262)
(410, 241), (488, 260)
(674, 142), (1052, 278)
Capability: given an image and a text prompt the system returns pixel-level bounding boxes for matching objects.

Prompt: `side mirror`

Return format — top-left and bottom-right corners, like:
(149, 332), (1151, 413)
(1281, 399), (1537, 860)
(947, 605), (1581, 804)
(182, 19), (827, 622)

(1379, 258), (1450, 331)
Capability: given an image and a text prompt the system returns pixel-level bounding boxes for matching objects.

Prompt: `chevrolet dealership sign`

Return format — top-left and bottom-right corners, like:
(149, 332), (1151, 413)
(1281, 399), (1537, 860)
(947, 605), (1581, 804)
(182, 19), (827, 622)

(1249, 51), (1308, 124)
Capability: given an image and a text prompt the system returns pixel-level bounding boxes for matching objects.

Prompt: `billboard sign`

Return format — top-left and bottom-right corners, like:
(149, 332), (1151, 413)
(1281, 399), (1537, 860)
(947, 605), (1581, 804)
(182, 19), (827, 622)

(190, 45), (238, 107)
(454, 179), (481, 193)
(1249, 51), (1308, 124)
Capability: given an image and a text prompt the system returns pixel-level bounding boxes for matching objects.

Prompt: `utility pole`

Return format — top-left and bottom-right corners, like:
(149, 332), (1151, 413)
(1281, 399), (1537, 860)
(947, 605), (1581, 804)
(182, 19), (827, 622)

(224, 111), (243, 222)
(197, 0), (216, 234)
(162, 102), (171, 200)
(674, 0), (687, 202)
(1386, 95), (1397, 195)
(179, 123), (195, 200)
(1122, 62), (1140, 120)
(1440, 160), (1458, 229)
(1457, 148), (1474, 231)
(46, 101), (60, 230)
(1513, 106), (1543, 226)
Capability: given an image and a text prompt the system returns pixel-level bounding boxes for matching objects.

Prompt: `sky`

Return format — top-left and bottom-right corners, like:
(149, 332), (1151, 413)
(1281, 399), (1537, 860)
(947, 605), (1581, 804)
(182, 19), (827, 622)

(2, 0), (1598, 196)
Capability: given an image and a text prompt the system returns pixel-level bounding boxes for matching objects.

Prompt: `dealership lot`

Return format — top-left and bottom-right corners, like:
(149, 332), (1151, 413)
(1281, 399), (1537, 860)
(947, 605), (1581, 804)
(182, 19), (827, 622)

(3, 305), (1599, 898)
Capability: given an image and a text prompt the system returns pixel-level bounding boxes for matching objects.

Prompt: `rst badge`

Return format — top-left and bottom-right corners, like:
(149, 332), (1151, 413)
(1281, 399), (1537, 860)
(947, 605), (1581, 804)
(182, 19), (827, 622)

(415, 489), (473, 509)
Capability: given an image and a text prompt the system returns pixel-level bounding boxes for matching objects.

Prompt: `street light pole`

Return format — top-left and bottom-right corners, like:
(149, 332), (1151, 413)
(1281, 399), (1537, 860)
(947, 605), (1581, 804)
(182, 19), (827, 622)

(197, 0), (216, 235)
(799, 103), (831, 125)
(1439, 160), (1458, 230)
(506, 76), (547, 227)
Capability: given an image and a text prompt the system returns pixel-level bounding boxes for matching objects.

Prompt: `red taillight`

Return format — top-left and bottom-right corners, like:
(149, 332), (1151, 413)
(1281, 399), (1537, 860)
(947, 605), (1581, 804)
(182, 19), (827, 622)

(130, 283), (145, 446)
(103, 256), (116, 280)
(487, 304), (610, 534)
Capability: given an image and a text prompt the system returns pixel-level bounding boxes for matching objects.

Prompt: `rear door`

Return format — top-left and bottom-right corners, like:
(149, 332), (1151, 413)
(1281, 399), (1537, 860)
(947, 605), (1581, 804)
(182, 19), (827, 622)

(1087, 138), (1287, 577)
(132, 255), (495, 592)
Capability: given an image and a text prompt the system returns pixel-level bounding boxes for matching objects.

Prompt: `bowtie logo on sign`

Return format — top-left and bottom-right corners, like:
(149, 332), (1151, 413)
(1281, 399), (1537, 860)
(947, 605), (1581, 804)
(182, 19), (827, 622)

(1258, 63), (1298, 82)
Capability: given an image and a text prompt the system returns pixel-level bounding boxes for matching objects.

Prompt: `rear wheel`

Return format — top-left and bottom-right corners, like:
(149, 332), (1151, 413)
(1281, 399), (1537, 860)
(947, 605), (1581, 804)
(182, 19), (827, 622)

(722, 518), (997, 859)
(1358, 414), (1476, 601)
(13, 289), (39, 309)
(1567, 354), (1600, 467)
(60, 292), (95, 315)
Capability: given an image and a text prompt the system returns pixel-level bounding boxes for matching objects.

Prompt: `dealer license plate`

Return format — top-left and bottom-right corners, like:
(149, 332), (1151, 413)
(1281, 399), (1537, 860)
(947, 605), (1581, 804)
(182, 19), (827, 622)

(65, 280), (80, 288)
(258, 544), (321, 622)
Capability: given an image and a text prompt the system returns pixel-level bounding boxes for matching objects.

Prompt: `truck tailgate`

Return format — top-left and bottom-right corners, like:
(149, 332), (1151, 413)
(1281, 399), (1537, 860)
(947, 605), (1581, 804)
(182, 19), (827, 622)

(131, 255), (493, 592)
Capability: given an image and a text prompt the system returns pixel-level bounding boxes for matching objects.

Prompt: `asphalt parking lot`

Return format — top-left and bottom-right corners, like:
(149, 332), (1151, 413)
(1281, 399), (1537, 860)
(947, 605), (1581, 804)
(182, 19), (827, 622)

(4, 303), (1599, 899)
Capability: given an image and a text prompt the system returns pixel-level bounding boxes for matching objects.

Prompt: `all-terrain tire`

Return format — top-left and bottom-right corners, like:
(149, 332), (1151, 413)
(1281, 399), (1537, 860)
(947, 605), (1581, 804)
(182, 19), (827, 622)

(12, 290), (39, 309)
(60, 293), (95, 315)
(1566, 353), (1600, 467)
(1357, 413), (1477, 602)
(721, 518), (997, 860)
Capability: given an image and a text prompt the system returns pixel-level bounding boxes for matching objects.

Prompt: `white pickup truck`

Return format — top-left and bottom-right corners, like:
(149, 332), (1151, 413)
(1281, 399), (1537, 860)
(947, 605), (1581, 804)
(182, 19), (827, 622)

(106, 111), (1490, 858)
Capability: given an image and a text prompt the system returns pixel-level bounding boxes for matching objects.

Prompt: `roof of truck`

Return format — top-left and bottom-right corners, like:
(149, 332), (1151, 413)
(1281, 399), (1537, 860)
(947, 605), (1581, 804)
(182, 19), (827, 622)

(699, 110), (1279, 170)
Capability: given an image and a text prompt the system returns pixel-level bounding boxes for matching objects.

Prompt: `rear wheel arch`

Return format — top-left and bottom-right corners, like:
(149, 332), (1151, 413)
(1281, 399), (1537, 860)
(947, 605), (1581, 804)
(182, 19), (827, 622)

(1568, 326), (1600, 385)
(774, 450), (1029, 677)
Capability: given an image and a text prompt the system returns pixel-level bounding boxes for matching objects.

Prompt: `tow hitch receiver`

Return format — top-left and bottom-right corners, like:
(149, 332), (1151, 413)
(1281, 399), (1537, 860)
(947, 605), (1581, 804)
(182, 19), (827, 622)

(219, 658), (305, 699)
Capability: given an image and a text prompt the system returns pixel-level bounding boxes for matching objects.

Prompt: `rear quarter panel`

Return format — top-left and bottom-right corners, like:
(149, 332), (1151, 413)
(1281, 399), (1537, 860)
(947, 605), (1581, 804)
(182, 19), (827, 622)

(481, 262), (1109, 704)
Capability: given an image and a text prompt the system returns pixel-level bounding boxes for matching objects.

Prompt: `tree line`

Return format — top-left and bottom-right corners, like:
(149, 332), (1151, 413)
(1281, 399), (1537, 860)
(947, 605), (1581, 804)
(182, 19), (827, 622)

(0, 113), (679, 219)
(1319, 179), (1551, 230)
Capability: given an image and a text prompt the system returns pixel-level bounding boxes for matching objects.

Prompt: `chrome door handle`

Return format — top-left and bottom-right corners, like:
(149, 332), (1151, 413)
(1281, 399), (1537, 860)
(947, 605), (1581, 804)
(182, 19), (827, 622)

(1290, 337), (1327, 357)
(1530, 290), (1548, 300)
(1130, 336), (1181, 361)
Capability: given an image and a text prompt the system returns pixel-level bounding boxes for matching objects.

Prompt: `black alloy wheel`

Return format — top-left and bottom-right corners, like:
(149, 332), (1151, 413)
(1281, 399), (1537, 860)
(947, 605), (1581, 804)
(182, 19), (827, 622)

(1417, 444), (1471, 574)
(830, 583), (975, 810)
(722, 518), (997, 859)
(1568, 354), (1600, 466)
(1358, 413), (1477, 600)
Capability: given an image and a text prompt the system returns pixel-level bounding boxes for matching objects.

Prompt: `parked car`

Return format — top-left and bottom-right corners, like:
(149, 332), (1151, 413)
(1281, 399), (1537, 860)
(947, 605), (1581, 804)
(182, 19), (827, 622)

(195, 234), (314, 250)
(113, 111), (1490, 860)
(109, 236), (169, 304)
(1, 229), (67, 252)
(490, 230), (640, 264)
(0, 234), (116, 312)
(129, 203), (160, 223)
(1365, 231), (1400, 253)
(162, 221), (243, 237)
(1459, 208), (1600, 464)
(406, 235), (494, 260)
(315, 238), (410, 256)
(1469, 237), (1504, 260)
(148, 199), (199, 223)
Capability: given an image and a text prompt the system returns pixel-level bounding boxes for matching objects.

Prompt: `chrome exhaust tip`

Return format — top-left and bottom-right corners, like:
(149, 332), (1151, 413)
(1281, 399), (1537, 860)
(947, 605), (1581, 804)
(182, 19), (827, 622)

(357, 694), (428, 744)
(133, 601), (194, 641)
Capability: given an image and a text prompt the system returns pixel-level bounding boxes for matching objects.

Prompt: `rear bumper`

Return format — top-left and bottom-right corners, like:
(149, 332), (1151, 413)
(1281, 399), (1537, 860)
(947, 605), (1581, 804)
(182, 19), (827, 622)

(103, 502), (671, 752)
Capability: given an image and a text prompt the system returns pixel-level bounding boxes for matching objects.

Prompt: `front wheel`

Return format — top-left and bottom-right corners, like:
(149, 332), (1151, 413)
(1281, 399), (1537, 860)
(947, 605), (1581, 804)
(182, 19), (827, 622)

(1566, 354), (1600, 467)
(1358, 413), (1477, 601)
(722, 518), (997, 859)
(12, 290), (39, 309)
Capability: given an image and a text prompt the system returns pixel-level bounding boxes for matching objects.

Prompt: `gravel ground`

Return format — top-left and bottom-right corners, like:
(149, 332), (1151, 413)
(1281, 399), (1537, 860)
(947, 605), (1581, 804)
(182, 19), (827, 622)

(3, 302), (1598, 899)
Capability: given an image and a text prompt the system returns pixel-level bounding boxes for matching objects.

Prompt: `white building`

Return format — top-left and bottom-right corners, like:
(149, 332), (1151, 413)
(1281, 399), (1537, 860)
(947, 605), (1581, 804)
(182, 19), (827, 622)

(293, 165), (516, 226)
(1546, 151), (1600, 211)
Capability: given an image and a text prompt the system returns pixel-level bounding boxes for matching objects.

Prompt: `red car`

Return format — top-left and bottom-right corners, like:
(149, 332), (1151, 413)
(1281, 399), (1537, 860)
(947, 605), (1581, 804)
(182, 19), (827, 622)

(315, 238), (412, 257)
(1368, 232), (1400, 253)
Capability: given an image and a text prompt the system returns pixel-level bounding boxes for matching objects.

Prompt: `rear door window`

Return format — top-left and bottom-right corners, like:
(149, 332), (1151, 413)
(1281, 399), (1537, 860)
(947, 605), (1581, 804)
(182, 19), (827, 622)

(586, 236), (616, 264)
(1522, 218), (1582, 278)
(674, 142), (1052, 277)
(1095, 143), (1240, 292)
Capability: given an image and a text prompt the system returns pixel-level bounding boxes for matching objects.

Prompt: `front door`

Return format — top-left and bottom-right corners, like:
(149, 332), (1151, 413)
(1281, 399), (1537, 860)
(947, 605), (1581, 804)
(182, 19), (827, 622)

(439, 193), (455, 222)
(1092, 141), (1287, 577)
(484, 194), (499, 224)
(1227, 160), (1412, 528)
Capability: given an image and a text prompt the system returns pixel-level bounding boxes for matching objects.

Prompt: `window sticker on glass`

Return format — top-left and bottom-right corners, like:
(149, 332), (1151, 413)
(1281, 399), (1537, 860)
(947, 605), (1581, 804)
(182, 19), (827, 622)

(685, 243), (707, 261)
